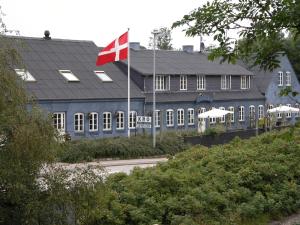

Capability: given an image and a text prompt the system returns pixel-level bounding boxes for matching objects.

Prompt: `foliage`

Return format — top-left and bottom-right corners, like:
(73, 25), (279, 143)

(149, 27), (173, 50)
(58, 133), (190, 163)
(102, 128), (300, 225)
(0, 14), (109, 225)
(284, 34), (300, 77)
(172, 0), (300, 71)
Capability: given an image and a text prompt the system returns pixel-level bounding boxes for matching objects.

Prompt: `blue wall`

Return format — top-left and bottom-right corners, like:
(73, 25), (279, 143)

(37, 98), (144, 139)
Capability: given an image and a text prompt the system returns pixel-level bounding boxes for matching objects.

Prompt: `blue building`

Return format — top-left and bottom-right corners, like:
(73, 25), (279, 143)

(11, 34), (300, 139)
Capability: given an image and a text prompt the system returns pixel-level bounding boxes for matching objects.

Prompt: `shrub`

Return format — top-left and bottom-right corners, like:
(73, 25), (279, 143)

(58, 133), (190, 163)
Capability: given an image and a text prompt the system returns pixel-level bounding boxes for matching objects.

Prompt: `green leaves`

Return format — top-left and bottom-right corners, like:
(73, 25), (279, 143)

(172, 0), (300, 71)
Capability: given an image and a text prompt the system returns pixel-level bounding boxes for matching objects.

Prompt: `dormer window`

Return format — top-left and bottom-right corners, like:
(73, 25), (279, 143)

(15, 69), (36, 82)
(278, 71), (283, 86)
(59, 70), (79, 82)
(286, 71), (291, 86)
(241, 75), (250, 89)
(221, 75), (231, 90)
(180, 75), (187, 90)
(94, 71), (113, 82)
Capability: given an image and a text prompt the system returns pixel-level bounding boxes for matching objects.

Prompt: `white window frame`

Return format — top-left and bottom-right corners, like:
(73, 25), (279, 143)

(258, 105), (264, 120)
(219, 107), (226, 123)
(277, 104), (282, 118)
(155, 75), (169, 91)
(180, 75), (187, 90)
(241, 75), (251, 89)
(238, 106), (245, 121)
(209, 107), (216, 124)
(221, 75), (231, 90)
(89, 112), (98, 132)
(286, 72), (291, 86)
(249, 105), (255, 120)
(228, 106), (234, 123)
(197, 75), (206, 90)
(74, 113), (84, 133)
(177, 109), (184, 126)
(15, 69), (36, 82)
(286, 104), (292, 118)
(59, 70), (80, 82)
(278, 71), (283, 86)
(155, 110), (161, 127)
(94, 71), (113, 82)
(53, 112), (65, 132)
(103, 112), (112, 131)
(129, 111), (137, 129)
(116, 111), (125, 130)
(188, 108), (195, 125)
(166, 109), (174, 127)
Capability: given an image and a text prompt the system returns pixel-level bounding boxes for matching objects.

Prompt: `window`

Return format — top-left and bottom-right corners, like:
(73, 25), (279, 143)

(249, 105), (255, 120)
(278, 71), (283, 86)
(129, 111), (137, 129)
(103, 112), (112, 131)
(89, 112), (98, 132)
(197, 75), (206, 90)
(116, 111), (124, 130)
(295, 104), (299, 117)
(155, 75), (169, 91)
(59, 70), (79, 82)
(286, 104), (291, 118)
(155, 110), (161, 127)
(286, 72), (291, 86)
(221, 75), (231, 90)
(241, 75), (251, 89)
(228, 106), (234, 123)
(177, 109), (184, 126)
(277, 104), (282, 118)
(238, 106), (245, 121)
(180, 75), (187, 90)
(188, 108), (195, 125)
(219, 107), (226, 123)
(94, 71), (113, 82)
(53, 112), (65, 132)
(74, 113), (84, 132)
(209, 107), (216, 124)
(15, 69), (36, 82)
(258, 105), (264, 119)
(166, 109), (174, 127)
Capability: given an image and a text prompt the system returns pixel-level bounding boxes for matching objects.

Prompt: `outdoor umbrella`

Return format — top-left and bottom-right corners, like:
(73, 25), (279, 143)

(267, 105), (300, 113)
(198, 108), (233, 119)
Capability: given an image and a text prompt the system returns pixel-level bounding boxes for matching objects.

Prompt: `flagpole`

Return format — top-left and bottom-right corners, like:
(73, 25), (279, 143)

(127, 28), (131, 138)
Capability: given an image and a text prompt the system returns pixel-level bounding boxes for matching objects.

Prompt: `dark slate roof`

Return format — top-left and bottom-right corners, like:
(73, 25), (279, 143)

(144, 90), (264, 103)
(10, 36), (144, 101)
(125, 50), (253, 76)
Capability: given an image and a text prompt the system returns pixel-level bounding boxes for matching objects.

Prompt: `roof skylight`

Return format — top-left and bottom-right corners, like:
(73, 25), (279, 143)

(59, 70), (80, 82)
(15, 69), (36, 82)
(94, 71), (113, 82)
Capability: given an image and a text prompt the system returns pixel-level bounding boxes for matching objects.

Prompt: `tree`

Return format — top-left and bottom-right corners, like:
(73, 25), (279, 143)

(172, 0), (300, 71)
(149, 27), (173, 50)
(283, 35), (300, 77)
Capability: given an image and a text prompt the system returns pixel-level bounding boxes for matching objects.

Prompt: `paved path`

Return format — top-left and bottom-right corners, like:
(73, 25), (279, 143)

(56, 158), (168, 175)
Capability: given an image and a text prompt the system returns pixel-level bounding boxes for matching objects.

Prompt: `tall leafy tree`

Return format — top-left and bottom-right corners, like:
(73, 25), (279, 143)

(172, 0), (300, 71)
(149, 27), (173, 50)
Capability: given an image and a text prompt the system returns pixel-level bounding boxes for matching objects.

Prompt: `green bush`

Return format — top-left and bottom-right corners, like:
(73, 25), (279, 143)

(101, 128), (300, 225)
(58, 133), (190, 163)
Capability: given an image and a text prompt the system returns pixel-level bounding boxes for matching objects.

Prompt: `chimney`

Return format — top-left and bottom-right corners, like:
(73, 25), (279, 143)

(182, 45), (194, 53)
(130, 42), (140, 50)
(43, 30), (51, 40)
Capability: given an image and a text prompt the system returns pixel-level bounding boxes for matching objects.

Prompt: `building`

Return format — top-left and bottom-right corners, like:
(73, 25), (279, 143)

(10, 34), (300, 139)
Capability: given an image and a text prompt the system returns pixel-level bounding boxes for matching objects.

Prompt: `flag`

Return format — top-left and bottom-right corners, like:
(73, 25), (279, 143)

(96, 31), (128, 66)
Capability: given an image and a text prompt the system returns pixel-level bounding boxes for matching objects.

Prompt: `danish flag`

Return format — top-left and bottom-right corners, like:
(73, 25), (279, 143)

(96, 31), (128, 66)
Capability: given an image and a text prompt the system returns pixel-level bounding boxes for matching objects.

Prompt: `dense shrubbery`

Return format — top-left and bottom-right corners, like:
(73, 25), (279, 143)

(94, 128), (300, 225)
(58, 132), (190, 162)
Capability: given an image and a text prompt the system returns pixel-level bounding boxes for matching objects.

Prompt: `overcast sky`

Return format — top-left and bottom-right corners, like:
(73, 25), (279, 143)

(0, 0), (215, 50)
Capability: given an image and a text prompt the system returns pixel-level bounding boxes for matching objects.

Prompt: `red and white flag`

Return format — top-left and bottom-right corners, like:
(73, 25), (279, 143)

(96, 31), (128, 66)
